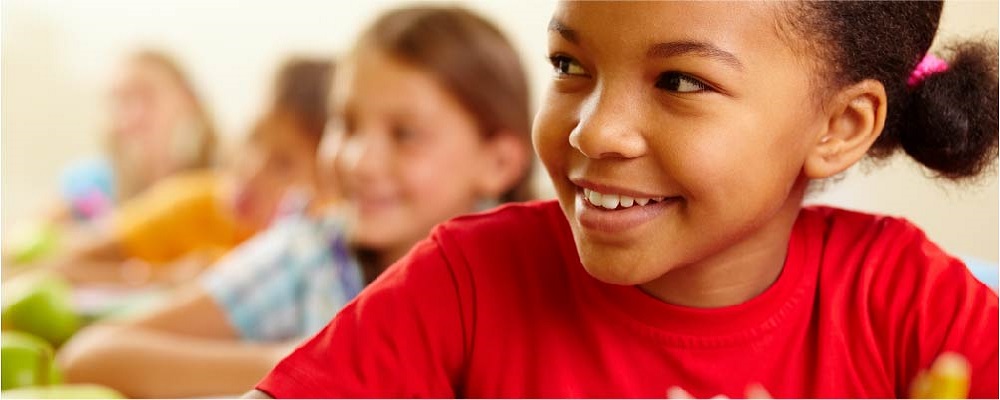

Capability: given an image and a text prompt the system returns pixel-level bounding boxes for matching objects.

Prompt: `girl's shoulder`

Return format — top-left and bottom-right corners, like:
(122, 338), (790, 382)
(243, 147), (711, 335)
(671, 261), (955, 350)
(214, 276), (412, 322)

(437, 199), (566, 237)
(800, 206), (998, 398)
(800, 205), (938, 261)
(423, 199), (576, 282)
(799, 204), (994, 316)
(431, 200), (570, 258)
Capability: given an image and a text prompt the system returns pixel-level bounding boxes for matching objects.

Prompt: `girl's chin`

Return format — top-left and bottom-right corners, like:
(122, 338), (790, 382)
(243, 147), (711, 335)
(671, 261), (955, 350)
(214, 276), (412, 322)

(580, 261), (654, 286)
(349, 230), (404, 250)
(577, 249), (677, 286)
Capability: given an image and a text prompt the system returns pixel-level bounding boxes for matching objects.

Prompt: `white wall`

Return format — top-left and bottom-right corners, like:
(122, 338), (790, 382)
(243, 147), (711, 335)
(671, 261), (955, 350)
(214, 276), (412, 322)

(2, 1), (997, 262)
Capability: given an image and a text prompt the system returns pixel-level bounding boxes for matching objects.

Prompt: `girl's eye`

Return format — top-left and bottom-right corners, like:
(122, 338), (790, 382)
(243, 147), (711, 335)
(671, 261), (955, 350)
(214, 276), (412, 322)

(548, 54), (587, 77)
(266, 155), (294, 175)
(331, 115), (354, 137)
(656, 72), (710, 93)
(392, 125), (416, 144)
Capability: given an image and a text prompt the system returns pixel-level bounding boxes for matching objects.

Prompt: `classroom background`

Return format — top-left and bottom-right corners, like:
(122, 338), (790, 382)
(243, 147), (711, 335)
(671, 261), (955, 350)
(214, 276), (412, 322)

(3, 0), (997, 265)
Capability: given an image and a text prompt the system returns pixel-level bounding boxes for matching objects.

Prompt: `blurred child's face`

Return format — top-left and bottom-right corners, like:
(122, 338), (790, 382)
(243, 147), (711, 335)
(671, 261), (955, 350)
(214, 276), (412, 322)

(110, 59), (197, 176)
(534, 2), (826, 286)
(227, 117), (319, 230)
(328, 49), (496, 261)
(111, 60), (192, 139)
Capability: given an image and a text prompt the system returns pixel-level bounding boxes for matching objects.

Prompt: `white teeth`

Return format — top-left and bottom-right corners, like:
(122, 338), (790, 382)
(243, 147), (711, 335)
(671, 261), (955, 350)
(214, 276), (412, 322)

(583, 188), (661, 209)
(600, 194), (620, 209)
(587, 189), (602, 206)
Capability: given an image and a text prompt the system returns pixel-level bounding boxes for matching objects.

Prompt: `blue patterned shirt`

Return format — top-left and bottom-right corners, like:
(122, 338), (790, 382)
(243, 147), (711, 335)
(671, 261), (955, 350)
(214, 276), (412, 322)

(201, 207), (363, 341)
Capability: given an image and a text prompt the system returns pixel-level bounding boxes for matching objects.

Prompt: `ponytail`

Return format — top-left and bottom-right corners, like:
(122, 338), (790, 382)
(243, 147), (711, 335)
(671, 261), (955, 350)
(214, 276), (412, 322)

(788, 2), (998, 181)
(898, 40), (998, 179)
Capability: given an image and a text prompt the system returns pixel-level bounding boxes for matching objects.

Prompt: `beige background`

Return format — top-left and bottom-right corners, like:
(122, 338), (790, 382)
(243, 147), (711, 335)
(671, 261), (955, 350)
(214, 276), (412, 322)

(2, 1), (997, 262)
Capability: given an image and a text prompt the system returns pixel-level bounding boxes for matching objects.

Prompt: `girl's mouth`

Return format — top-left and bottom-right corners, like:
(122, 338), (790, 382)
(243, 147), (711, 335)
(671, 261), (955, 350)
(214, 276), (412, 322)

(575, 186), (682, 235)
(581, 187), (672, 210)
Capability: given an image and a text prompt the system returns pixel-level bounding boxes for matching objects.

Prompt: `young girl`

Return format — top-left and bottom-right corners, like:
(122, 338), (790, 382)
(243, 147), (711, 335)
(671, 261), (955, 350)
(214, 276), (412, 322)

(3, 50), (217, 267)
(251, 2), (998, 398)
(56, 6), (534, 398)
(105, 50), (219, 204)
(47, 58), (332, 286)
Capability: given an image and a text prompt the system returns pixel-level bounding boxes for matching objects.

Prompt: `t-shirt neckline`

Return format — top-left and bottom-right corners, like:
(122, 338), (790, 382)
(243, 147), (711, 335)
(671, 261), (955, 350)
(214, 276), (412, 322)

(558, 207), (818, 348)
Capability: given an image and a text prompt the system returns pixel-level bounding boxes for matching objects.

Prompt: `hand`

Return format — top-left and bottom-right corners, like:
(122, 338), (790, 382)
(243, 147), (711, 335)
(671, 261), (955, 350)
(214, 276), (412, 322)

(909, 352), (971, 399)
(667, 383), (772, 399)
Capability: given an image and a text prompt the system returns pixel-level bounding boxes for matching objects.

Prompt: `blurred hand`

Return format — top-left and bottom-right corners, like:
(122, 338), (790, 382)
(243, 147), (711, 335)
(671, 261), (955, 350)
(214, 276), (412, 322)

(664, 352), (972, 399)
(666, 383), (771, 399)
(909, 352), (971, 399)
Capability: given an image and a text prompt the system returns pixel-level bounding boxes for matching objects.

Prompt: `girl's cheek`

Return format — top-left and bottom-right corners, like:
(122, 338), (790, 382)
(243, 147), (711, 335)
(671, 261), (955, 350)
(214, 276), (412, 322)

(534, 106), (573, 167)
(334, 139), (364, 190)
(408, 152), (451, 194)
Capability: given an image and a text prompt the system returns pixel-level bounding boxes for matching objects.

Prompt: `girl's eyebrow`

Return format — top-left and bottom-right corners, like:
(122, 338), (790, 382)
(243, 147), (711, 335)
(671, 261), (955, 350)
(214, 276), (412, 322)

(547, 18), (577, 43)
(548, 17), (744, 73)
(647, 41), (745, 72)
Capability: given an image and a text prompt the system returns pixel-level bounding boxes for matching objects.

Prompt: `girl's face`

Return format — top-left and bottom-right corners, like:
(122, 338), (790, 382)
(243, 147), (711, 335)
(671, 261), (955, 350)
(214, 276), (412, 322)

(111, 59), (192, 140)
(327, 48), (497, 260)
(110, 59), (198, 177)
(227, 117), (319, 231)
(534, 2), (826, 287)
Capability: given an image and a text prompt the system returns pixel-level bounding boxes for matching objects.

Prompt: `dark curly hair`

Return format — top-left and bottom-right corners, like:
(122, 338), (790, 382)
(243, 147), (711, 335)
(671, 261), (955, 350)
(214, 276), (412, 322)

(788, 2), (998, 180)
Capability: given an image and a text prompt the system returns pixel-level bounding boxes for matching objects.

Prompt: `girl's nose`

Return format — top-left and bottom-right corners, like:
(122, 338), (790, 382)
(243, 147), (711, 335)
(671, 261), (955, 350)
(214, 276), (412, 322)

(339, 132), (388, 181)
(569, 84), (648, 160)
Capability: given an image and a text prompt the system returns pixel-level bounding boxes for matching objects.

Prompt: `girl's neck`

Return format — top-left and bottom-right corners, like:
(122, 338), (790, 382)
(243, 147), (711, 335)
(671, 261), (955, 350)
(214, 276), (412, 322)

(354, 248), (389, 284)
(638, 179), (808, 308)
(354, 244), (412, 284)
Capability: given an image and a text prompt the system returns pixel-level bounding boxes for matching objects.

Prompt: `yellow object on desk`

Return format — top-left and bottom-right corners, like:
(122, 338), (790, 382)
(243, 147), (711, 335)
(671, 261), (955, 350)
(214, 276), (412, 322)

(910, 352), (971, 399)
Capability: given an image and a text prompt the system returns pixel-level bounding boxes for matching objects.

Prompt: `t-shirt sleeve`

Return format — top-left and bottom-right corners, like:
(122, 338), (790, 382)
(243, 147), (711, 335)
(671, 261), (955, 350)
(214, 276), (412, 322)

(892, 229), (999, 398)
(200, 219), (308, 341)
(255, 233), (468, 398)
(113, 174), (235, 263)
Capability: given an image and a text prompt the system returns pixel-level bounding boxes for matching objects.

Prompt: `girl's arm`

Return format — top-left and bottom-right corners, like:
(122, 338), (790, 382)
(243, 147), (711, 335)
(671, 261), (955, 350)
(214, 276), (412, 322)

(46, 235), (129, 285)
(57, 286), (298, 398)
(57, 323), (296, 398)
(243, 389), (276, 399)
(52, 244), (221, 287)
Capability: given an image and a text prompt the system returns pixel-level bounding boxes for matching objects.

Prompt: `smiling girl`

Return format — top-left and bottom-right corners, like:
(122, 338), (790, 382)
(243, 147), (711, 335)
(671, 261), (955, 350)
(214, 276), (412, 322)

(57, 6), (535, 398)
(251, 2), (997, 398)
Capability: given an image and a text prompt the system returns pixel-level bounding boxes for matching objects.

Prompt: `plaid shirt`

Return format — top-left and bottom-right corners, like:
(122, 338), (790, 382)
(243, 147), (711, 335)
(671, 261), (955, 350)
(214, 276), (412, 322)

(201, 207), (363, 341)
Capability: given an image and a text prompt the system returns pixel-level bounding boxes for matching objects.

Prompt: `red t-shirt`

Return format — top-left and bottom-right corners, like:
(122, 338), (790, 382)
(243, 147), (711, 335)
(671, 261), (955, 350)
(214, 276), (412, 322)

(258, 200), (998, 398)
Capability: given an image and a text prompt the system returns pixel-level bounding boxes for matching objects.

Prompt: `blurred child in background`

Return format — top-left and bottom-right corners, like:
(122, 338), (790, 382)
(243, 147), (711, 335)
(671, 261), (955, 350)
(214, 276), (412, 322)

(68, 49), (219, 221)
(45, 58), (333, 287)
(106, 50), (219, 206)
(4, 50), (217, 268)
(56, 6), (535, 398)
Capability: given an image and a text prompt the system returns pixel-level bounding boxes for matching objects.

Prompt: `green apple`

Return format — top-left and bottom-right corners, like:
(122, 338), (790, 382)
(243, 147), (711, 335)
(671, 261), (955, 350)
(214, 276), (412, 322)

(7, 223), (60, 265)
(1, 384), (123, 399)
(1, 331), (59, 390)
(2, 271), (80, 346)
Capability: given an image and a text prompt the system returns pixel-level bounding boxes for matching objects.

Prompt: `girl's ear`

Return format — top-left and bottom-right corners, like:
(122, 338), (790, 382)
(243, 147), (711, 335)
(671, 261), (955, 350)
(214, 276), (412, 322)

(804, 79), (887, 179)
(476, 131), (530, 200)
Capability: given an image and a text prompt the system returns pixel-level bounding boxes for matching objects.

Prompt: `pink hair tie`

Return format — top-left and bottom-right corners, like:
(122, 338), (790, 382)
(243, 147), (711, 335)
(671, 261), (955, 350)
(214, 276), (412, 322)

(907, 54), (949, 88)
